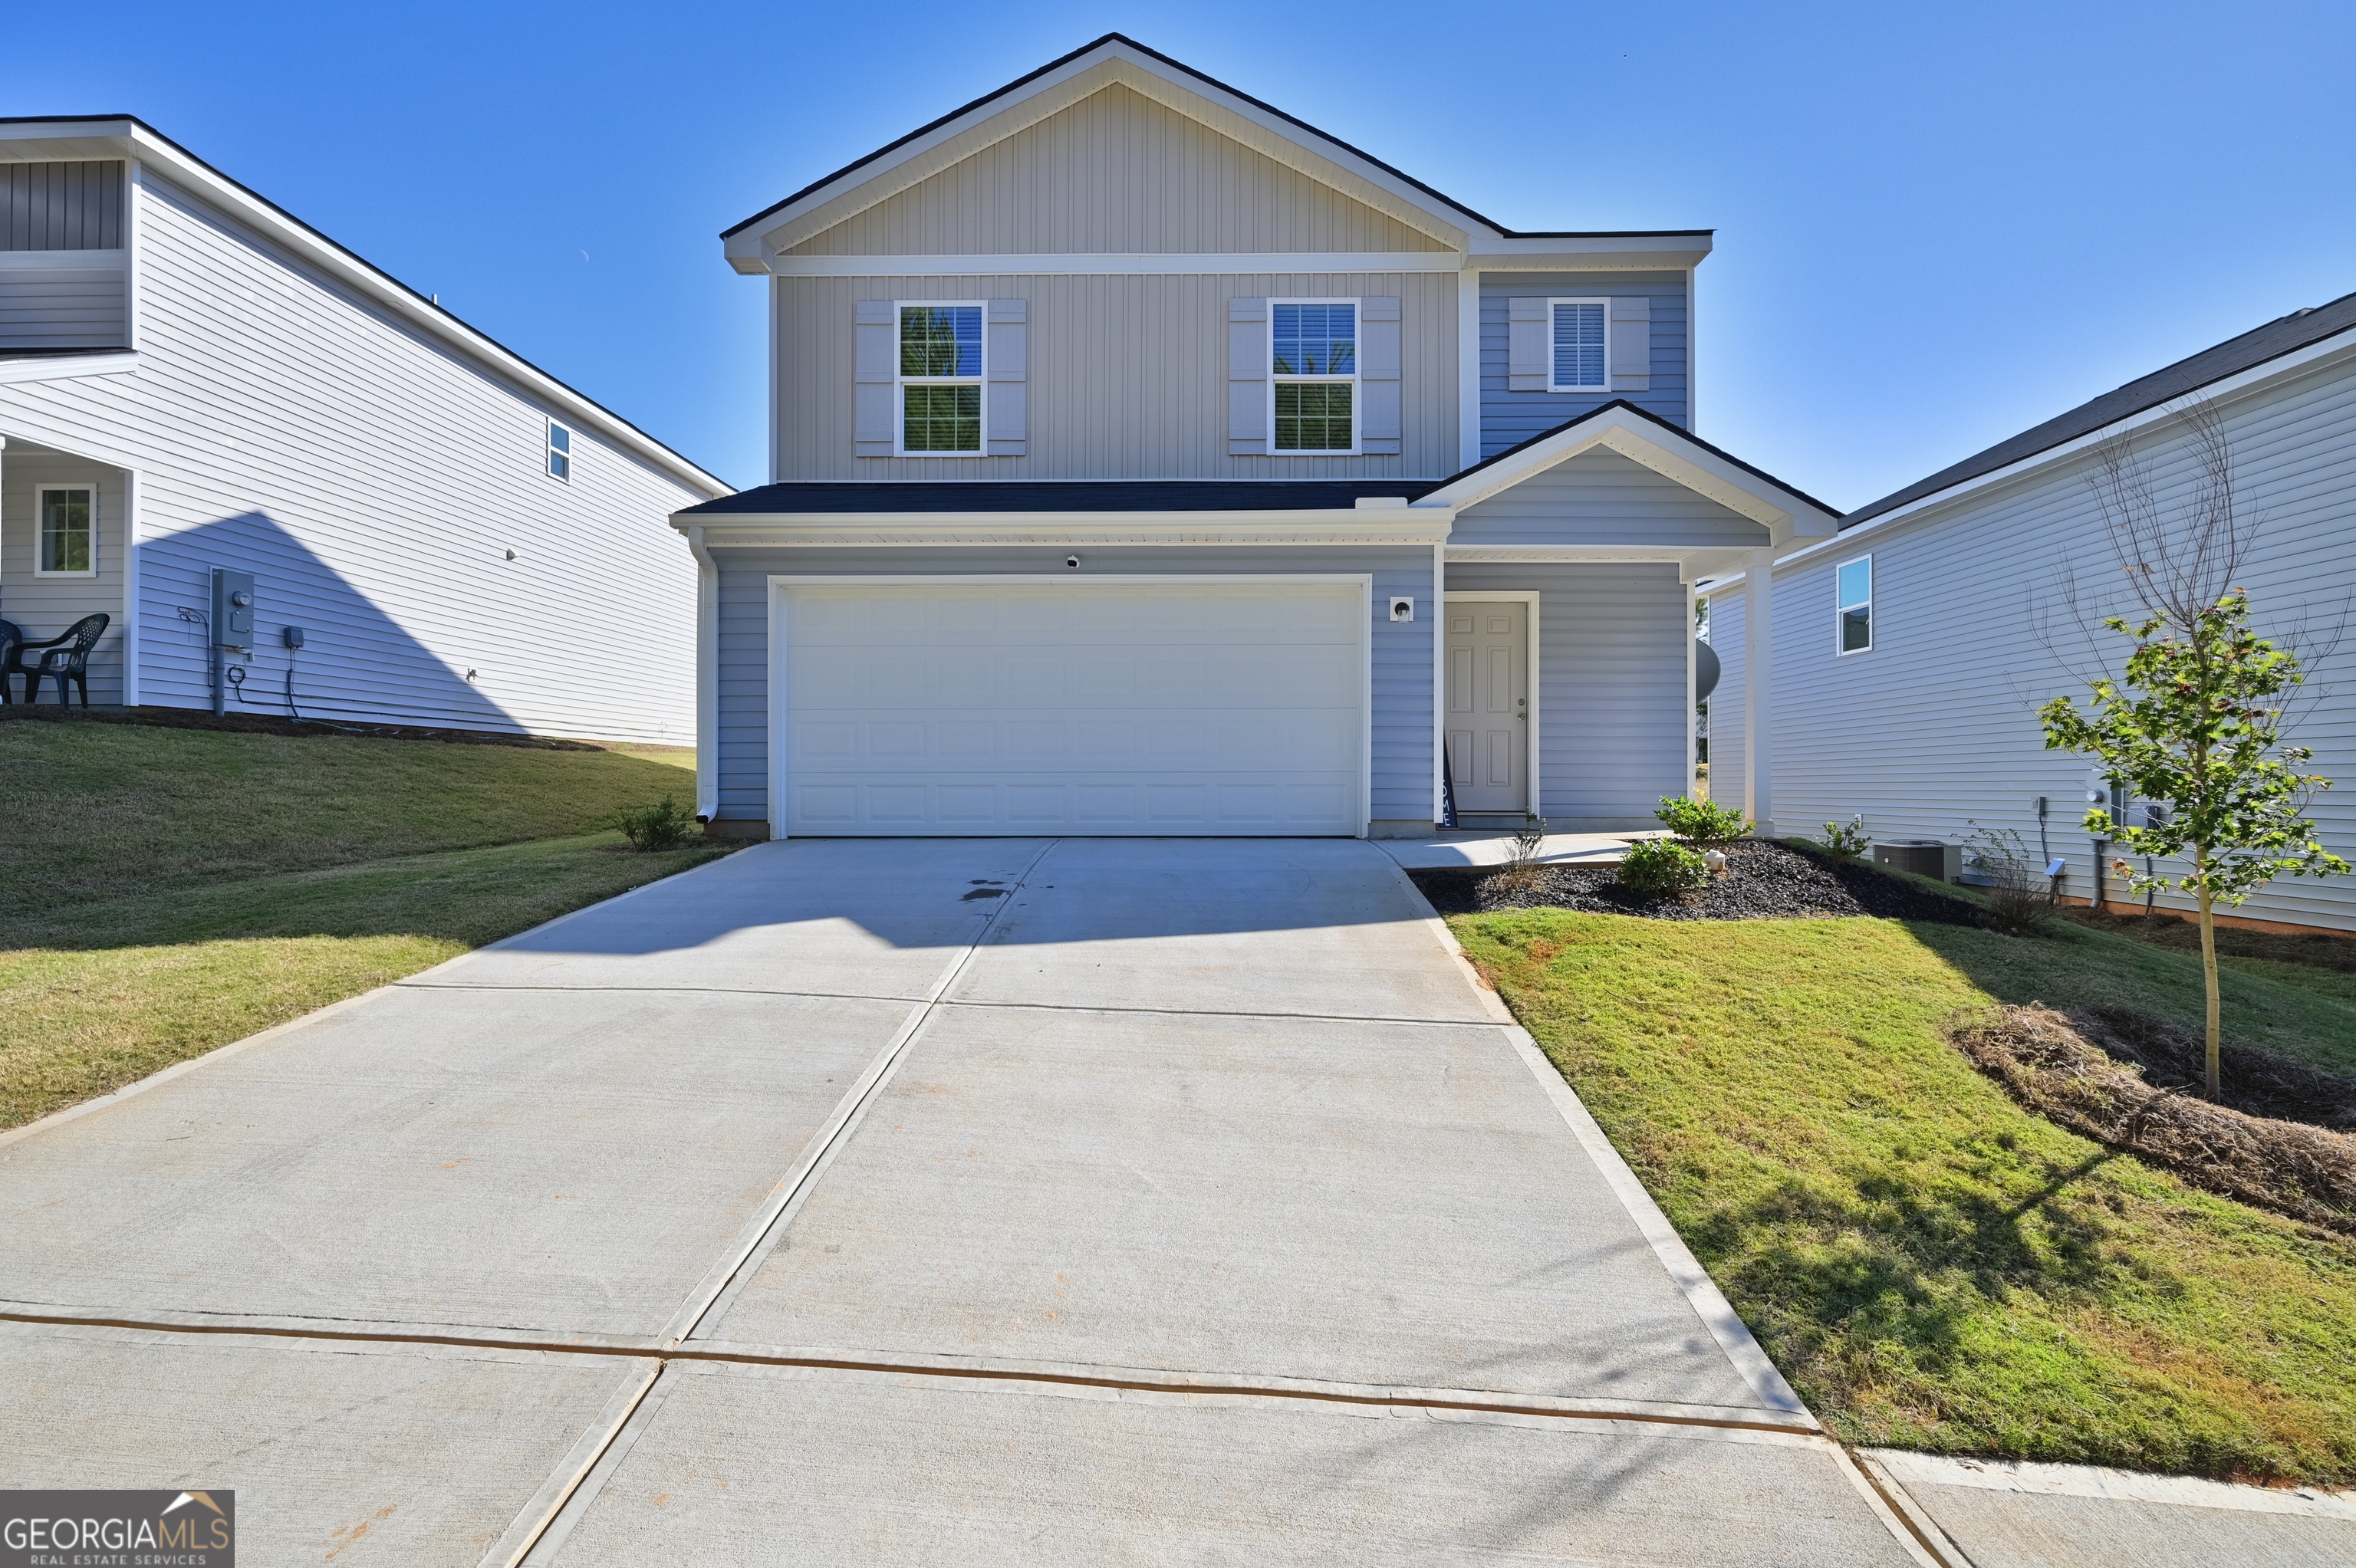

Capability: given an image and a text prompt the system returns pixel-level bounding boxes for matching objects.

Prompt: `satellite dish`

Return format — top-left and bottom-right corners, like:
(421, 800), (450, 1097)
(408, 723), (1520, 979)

(1695, 639), (1721, 702)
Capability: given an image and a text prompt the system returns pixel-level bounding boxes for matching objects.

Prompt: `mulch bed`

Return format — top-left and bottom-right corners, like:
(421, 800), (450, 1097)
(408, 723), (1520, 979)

(0, 705), (604, 749)
(1408, 838), (1984, 925)
(1950, 1004), (2356, 1234)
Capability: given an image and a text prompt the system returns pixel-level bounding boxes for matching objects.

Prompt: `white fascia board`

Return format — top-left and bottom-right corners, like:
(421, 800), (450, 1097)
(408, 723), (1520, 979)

(1465, 237), (1715, 272)
(1447, 544), (1760, 571)
(673, 507), (1454, 547)
(1779, 322), (2356, 574)
(0, 352), (140, 386)
(762, 251), (1466, 278)
(1416, 406), (1839, 544)
(0, 121), (729, 498)
(736, 47), (1476, 263)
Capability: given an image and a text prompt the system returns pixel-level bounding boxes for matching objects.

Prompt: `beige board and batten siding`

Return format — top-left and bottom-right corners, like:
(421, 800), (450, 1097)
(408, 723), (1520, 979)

(0, 166), (709, 741)
(782, 84), (1451, 258)
(1451, 448), (1773, 549)
(1, 159), (128, 351)
(1768, 352), (2356, 930)
(773, 271), (1457, 480)
(0, 445), (127, 703)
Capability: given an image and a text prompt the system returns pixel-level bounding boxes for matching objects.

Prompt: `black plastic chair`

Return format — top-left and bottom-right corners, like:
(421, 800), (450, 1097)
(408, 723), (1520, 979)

(0, 619), (23, 705)
(20, 613), (109, 708)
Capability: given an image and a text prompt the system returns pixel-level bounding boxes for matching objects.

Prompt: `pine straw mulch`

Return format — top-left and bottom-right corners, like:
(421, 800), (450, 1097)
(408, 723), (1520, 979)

(1949, 1004), (2356, 1234)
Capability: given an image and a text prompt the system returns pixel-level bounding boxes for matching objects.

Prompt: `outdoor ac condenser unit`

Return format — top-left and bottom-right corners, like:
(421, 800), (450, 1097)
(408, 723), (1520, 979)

(1872, 840), (1962, 883)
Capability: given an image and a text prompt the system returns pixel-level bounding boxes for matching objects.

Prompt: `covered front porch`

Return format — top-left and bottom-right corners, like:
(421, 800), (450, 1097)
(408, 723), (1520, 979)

(0, 432), (130, 706)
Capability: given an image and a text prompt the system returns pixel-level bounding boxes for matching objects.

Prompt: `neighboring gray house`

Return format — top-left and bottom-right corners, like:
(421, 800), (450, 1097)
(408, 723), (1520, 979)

(1709, 290), (2356, 932)
(676, 34), (1836, 839)
(0, 118), (727, 741)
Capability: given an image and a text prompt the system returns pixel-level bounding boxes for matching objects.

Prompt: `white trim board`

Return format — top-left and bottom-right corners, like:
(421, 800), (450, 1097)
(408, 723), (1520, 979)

(767, 251), (1462, 278)
(1445, 590), (1542, 818)
(762, 573), (1377, 840)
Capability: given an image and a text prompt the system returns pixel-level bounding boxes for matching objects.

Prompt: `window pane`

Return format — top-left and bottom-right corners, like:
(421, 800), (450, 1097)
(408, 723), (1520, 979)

(41, 490), (92, 572)
(1552, 302), (1604, 387)
(904, 384), (982, 452)
(1837, 558), (1871, 608)
(1275, 383), (1352, 451)
(1273, 303), (1356, 376)
(549, 450), (569, 479)
(901, 305), (982, 377)
(1841, 606), (1872, 652)
(549, 425), (571, 453)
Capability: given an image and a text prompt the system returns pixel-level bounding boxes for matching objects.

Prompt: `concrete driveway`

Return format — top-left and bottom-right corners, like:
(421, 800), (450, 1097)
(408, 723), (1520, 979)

(2, 838), (1926, 1564)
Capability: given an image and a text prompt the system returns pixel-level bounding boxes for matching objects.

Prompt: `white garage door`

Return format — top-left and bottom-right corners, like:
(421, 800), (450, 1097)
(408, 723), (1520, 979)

(778, 579), (1367, 836)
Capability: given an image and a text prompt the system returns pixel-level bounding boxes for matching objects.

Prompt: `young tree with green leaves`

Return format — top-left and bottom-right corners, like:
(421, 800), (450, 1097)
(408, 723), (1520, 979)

(2038, 401), (2347, 1098)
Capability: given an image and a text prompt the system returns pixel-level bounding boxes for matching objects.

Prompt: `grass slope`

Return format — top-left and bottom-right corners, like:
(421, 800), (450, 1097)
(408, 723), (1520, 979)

(1, 722), (723, 1130)
(1454, 909), (2356, 1485)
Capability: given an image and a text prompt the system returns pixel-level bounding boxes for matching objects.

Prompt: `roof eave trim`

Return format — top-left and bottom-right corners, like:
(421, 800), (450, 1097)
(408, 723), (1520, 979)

(667, 507), (1454, 544)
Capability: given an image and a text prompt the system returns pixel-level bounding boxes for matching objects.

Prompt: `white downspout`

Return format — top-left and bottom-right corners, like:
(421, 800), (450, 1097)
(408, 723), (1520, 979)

(685, 524), (719, 821)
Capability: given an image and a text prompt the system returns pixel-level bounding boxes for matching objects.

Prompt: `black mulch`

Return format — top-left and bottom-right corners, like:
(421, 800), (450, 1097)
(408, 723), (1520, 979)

(0, 704), (605, 749)
(1408, 838), (1985, 925)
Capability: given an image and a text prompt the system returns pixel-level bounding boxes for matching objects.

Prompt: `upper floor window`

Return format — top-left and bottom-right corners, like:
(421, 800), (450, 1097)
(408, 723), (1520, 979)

(38, 485), (95, 576)
(1837, 555), (1872, 653)
(547, 421), (572, 481)
(900, 302), (984, 454)
(1272, 300), (1357, 453)
(1549, 299), (1607, 392)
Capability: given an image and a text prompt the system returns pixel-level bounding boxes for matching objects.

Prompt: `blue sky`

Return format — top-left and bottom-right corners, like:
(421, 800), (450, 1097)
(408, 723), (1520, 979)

(9, 3), (2353, 507)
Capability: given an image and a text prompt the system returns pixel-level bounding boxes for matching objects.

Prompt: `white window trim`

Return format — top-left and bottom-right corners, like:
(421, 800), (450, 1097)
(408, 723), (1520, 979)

(1835, 553), (1873, 656)
(894, 299), (987, 459)
(1545, 297), (1610, 393)
(546, 420), (572, 483)
(1268, 296), (1361, 456)
(34, 482), (99, 578)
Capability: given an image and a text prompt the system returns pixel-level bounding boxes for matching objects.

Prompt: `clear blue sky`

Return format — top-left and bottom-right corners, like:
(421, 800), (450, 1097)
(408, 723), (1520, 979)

(10, 2), (2352, 508)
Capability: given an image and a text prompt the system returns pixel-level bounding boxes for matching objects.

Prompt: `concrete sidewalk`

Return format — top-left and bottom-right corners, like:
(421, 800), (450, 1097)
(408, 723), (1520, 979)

(2, 837), (2341, 1565)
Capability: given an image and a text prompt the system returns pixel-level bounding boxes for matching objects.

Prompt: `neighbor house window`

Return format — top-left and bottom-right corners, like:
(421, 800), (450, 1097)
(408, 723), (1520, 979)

(1837, 555), (1873, 653)
(1272, 300), (1357, 452)
(547, 422), (572, 481)
(899, 302), (983, 454)
(37, 485), (95, 576)
(1548, 298), (1607, 392)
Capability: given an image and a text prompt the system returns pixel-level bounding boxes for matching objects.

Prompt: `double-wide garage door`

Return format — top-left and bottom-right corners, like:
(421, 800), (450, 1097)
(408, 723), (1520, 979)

(779, 580), (1366, 836)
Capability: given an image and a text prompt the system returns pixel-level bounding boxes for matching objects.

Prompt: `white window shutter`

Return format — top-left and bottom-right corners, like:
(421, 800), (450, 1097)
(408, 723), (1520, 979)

(986, 297), (1027, 455)
(1509, 297), (1548, 391)
(854, 300), (896, 456)
(1359, 295), (1401, 454)
(1610, 297), (1651, 392)
(1228, 297), (1268, 455)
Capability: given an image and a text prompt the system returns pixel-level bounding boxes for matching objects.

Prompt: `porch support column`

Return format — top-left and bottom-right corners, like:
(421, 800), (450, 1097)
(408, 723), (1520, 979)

(1683, 574), (1697, 797)
(1743, 547), (1774, 835)
(1431, 541), (1446, 825)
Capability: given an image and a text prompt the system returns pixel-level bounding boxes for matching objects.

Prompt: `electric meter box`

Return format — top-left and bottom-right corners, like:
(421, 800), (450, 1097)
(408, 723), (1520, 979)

(212, 569), (256, 649)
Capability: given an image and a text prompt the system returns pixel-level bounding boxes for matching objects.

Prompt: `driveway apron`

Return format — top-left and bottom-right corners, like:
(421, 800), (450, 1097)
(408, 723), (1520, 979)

(0, 837), (1920, 1566)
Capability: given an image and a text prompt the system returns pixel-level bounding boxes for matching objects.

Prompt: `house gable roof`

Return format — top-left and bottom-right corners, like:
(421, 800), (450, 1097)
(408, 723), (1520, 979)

(1844, 288), (2356, 530)
(723, 35), (1711, 271)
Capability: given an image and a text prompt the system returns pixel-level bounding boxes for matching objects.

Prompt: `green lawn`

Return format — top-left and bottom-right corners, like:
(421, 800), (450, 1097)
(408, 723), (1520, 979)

(1, 722), (726, 1130)
(1453, 908), (2356, 1485)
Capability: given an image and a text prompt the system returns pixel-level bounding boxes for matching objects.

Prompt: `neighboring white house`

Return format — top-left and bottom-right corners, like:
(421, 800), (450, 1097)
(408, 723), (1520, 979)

(0, 117), (728, 742)
(1709, 289), (2356, 932)
(676, 34), (1836, 840)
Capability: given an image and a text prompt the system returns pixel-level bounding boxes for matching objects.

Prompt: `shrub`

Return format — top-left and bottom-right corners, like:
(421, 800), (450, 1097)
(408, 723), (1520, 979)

(1655, 795), (1751, 847)
(1819, 815), (1869, 859)
(1491, 814), (1551, 891)
(1963, 822), (2051, 934)
(1617, 838), (1711, 899)
(615, 794), (701, 852)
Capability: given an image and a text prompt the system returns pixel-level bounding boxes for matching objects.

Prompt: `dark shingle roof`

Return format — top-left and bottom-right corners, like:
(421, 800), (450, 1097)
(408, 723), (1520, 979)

(1844, 289), (2356, 529)
(679, 480), (1445, 515)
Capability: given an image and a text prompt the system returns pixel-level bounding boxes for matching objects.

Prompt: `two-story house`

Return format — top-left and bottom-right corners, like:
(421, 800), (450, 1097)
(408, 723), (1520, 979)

(676, 35), (1837, 839)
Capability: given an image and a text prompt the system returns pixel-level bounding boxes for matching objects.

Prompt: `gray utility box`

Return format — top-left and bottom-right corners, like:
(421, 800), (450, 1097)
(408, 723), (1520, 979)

(1873, 840), (1962, 883)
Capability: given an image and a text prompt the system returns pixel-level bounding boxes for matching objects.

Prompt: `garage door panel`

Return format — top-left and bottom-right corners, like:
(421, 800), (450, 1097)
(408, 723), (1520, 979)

(781, 582), (1364, 837)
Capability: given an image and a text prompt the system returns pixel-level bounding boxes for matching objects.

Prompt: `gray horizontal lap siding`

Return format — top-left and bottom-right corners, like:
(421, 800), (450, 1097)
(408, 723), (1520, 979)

(711, 544), (1436, 830)
(0, 255), (128, 350)
(1446, 561), (1688, 830)
(1449, 448), (1769, 547)
(1769, 353), (2356, 929)
(1480, 272), (1688, 456)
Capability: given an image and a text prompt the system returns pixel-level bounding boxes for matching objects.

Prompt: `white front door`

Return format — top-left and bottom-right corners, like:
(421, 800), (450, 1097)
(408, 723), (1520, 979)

(777, 579), (1367, 836)
(1446, 600), (1528, 815)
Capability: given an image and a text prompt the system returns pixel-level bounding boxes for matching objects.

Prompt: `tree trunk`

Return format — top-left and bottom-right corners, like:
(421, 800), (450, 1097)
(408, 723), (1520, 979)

(2198, 883), (2222, 1100)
